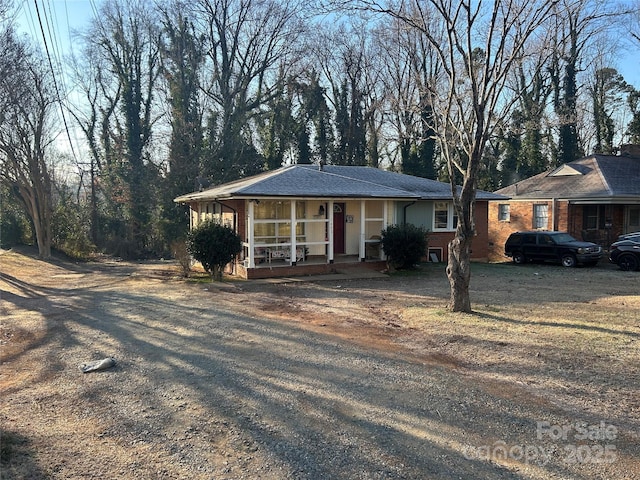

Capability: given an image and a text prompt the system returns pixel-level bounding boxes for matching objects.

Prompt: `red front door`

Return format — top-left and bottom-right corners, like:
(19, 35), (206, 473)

(333, 203), (345, 254)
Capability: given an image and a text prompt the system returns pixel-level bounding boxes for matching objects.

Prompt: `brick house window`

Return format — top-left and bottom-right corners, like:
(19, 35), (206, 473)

(533, 204), (548, 229)
(583, 205), (605, 230)
(433, 202), (458, 231)
(498, 204), (510, 222)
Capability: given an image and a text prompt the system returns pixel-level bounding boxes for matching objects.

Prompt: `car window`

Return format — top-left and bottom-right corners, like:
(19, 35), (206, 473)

(540, 234), (554, 245)
(553, 233), (576, 243)
(522, 234), (536, 244)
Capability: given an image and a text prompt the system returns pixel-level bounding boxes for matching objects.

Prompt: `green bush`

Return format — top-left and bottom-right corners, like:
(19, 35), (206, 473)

(187, 220), (242, 280)
(380, 223), (428, 270)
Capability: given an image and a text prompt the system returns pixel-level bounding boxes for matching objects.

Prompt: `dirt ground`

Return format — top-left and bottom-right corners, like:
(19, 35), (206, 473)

(1, 247), (639, 479)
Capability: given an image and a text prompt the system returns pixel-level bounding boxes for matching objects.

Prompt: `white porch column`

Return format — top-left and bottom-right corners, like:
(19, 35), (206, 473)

(360, 199), (366, 261)
(290, 200), (297, 265)
(381, 201), (388, 261)
(247, 201), (255, 268)
(328, 200), (334, 263)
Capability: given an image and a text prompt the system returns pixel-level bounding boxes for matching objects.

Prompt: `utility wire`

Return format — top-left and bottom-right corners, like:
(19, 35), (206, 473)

(32, 0), (78, 160)
(21, 1), (39, 43)
(44, 0), (84, 157)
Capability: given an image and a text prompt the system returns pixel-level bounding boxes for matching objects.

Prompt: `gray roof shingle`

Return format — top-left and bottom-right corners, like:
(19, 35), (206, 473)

(495, 154), (640, 200)
(175, 165), (505, 202)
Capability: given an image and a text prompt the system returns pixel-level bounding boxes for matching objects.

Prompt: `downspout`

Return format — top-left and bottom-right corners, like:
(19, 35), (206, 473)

(403, 201), (417, 225)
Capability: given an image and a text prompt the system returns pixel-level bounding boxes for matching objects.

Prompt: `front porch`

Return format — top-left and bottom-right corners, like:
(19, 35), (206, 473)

(569, 203), (640, 247)
(236, 198), (391, 278)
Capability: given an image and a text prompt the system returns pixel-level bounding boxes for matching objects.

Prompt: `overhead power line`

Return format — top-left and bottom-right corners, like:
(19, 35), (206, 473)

(32, 0), (78, 160)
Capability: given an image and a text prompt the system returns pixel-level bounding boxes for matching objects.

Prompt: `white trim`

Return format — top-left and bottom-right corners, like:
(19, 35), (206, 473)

(498, 203), (511, 222)
(432, 201), (457, 232)
(360, 200), (366, 260)
(290, 201), (297, 265)
(328, 200), (334, 263)
(382, 201), (388, 261)
(247, 201), (256, 268)
(533, 203), (549, 230)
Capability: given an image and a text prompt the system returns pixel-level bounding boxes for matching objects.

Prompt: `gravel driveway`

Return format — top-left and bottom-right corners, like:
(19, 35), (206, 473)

(1, 251), (638, 479)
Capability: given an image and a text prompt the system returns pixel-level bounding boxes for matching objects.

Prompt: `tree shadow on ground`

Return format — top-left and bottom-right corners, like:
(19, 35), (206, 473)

(0, 429), (47, 480)
(1, 254), (638, 479)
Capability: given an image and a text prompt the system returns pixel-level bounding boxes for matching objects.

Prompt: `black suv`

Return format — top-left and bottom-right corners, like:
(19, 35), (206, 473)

(609, 232), (640, 271)
(504, 231), (602, 267)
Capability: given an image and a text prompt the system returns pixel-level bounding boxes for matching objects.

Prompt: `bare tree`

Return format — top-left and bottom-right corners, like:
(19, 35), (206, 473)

(76, 0), (162, 254)
(195, 0), (306, 182)
(347, 0), (556, 312)
(548, 0), (626, 164)
(158, 1), (207, 239)
(589, 67), (630, 154)
(0, 0), (14, 22)
(0, 30), (56, 257)
(67, 42), (121, 245)
(312, 21), (381, 166)
(374, 11), (439, 177)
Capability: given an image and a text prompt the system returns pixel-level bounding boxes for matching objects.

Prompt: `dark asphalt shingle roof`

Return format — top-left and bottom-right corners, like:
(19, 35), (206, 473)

(174, 165), (505, 202)
(495, 154), (640, 200)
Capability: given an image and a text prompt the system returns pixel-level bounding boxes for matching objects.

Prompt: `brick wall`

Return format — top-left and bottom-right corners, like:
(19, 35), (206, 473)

(488, 200), (626, 261)
(488, 200), (539, 261)
(488, 200), (573, 261)
(555, 200), (570, 231)
(237, 260), (388, 279)
(222, 199), (245, 238)
(427, 201), (490, 263)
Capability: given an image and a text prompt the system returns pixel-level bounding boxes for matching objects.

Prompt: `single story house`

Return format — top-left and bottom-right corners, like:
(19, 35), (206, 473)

(175, 164), (504, 278)
(488, 144), (640, 262)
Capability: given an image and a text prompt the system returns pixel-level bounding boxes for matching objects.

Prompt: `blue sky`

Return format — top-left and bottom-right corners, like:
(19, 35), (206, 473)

(15, 0), (640, 93)
(17, 0), (95, 58)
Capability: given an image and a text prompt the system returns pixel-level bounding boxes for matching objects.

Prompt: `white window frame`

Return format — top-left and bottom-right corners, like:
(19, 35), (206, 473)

(498, 204), (510, 222)
(533, 204), (549, 229)
(433, 202), (458, 231)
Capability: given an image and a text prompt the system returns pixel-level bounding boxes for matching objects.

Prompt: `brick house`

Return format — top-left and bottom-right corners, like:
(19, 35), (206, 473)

(175, 164), (503, 278)
(488, 145), (640, 262)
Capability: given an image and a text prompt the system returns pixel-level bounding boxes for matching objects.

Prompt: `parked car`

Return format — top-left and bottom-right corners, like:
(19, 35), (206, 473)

(616, 231), (640, 242)
(609, 232), (640, 271)
(504, 231), (603, 267)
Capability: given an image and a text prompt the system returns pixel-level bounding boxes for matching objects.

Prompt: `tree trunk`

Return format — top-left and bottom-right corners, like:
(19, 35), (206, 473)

(20, 183), (52, 259)
(446, 230), (473, 313)
(446, 153), (478, 313)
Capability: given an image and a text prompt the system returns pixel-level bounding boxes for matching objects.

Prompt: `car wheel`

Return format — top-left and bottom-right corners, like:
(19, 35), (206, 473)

(512, 252), (525, 264)
(618, 254), (640, 271)
(561, 254), (576, 267)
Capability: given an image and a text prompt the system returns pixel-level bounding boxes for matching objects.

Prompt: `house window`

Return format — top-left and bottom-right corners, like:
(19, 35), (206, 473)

(583, 205), (606, 230)
(533, 204), (548, 229)
(433, 202), (458, 231)
(498, 204), (510, 222)
(253, 200), (305, 241)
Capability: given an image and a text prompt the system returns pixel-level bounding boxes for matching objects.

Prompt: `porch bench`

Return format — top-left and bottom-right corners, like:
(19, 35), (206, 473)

(269, 246), (306, 263)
